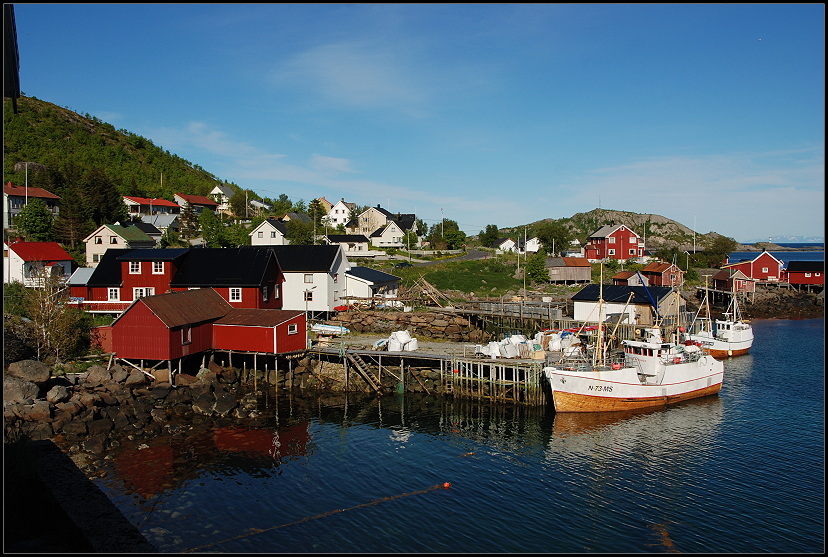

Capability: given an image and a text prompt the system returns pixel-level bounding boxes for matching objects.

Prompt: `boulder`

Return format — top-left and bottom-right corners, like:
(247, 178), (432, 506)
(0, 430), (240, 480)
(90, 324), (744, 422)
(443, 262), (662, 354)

(3, 376), (40, 402)
(110, 365), (129, 383)
(124, 369), (149, 387)
(213, 392), (238, 417)
(45, 384), (71, 404)
(85, 364), (112, 385)
(7, 360), (51, 384)
(87, 417), (114, 437)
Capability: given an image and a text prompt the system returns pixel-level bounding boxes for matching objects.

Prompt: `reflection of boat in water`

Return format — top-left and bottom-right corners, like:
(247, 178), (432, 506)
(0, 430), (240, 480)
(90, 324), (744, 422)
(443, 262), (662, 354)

(684, 280), (753, 359)
(547, 395), (724, 458)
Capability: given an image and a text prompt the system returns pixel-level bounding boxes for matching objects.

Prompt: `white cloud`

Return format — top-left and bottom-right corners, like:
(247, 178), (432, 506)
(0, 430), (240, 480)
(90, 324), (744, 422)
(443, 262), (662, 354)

(272, 41), (428, 112)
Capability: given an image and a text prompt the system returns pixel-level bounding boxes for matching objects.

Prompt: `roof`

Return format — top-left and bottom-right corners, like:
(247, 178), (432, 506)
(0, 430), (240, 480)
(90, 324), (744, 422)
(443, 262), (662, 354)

(723, 250), (784, 268)
(171, 248), (280, 287)
(214, 309), (304, 327)
(123, 196), (179, 208)
(545, 256), (593, 268)
(131, 222), (161, 236)
(210, 184), (235, 198)
(142, 214), (179, 228)
(588, 224), (639, 239)
(612, 271), (636, 280)
(786, 260), (825, 273)
(263, 245), (342, 273)
(68, 267), (95, 286)
(116, 248), (189, 261)
(326, 234), (369, 243)
(134, 288), (232, 329)
(641, 261), (682, 274)
(86, 249), (131, 286)
(175, 193), (218, 207)
(282, 212), (312, 224)
(346, 266), (400, 284)
(89, 224), (154, 244)
(4, 183), (60, 200)
(252, 217), (287, 236)
(572, 284), (674, 304)
(7, 241), (73, 262)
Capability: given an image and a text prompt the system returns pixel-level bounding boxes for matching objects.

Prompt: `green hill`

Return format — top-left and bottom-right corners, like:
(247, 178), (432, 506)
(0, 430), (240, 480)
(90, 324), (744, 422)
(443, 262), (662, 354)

(4, 95), (233, 200)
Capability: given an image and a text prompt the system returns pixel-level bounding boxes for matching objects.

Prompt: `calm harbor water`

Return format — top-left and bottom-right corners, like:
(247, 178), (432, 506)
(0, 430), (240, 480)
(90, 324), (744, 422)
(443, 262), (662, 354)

(93, 318), (824, 553)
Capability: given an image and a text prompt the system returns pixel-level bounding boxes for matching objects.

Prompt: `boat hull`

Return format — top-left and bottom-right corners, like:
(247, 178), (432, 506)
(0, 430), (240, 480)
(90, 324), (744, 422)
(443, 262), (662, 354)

(707, 346), (751, 359)
(550, 382), (722, 412)
(686, 334), (753, 359)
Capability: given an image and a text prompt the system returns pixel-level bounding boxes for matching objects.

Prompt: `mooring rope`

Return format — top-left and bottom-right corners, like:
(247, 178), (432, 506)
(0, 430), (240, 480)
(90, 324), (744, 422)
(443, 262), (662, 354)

(181, 483), (450, 553)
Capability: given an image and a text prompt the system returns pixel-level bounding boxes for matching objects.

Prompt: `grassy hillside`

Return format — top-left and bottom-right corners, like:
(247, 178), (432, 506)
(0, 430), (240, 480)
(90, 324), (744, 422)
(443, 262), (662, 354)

(4, 95), (234, 200)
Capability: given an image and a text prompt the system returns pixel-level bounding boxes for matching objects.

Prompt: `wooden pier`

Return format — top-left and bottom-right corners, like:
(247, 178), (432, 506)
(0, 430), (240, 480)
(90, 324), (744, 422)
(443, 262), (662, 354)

(311, 345), (549, 406)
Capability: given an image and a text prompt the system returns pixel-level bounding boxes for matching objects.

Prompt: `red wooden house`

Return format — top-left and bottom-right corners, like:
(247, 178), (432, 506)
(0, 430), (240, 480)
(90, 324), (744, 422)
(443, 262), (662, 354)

(639, 261), (684, 286)
(97, 287), (306, 373)
(69, 247), (284, 314)
(722, 250), (784, 282)
(213, 308), (307, 354)
(108, 288), (230, 361)
(783, 261), (824, 292)
(584, 224), (643, 262)
(711, 268), (755, 294)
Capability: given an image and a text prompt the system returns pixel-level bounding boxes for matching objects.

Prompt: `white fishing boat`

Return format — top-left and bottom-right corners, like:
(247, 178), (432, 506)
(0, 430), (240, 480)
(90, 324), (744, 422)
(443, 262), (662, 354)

(543, 274), (724, 413)
(544, 326), (724, 412)
(683, 279), (753, 359)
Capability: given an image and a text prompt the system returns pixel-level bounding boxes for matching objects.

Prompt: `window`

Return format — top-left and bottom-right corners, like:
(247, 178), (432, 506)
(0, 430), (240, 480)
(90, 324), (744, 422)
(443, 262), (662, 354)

(805, 272), (812, 277)
(230, 288), (242, 302)
(133, 287), (154, 299)
(304, 274), (314, 283)
(94, 236), (102, 244)
(608, 249), (615, 255)
(110, 236), (118, 244)
(258, 231), (263, 238)
(182, 325), (192, 345)
(153, 261), (164, 274)
(108, 288), (120, 301)
(304, 290), (313, 302)
(333, 273), (338, 283)
(262, 285), (269, 302)
(271, 231), (276, 238)
(129, 261), (141, 274)
(629, 249), (636, 256)
(608, 237), (616, 244)
(288, 323), (299, 335)
(93, 254), (99, 263)
(762, 267), (769, 273)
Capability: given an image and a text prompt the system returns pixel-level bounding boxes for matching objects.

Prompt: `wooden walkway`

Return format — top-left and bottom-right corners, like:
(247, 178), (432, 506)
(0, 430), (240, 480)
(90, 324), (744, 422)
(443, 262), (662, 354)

(311, 345), (550, 406)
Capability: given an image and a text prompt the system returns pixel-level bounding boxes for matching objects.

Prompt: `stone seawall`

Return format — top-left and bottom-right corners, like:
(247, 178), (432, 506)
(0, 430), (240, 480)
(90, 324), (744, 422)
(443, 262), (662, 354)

(330, 309), (493, 343)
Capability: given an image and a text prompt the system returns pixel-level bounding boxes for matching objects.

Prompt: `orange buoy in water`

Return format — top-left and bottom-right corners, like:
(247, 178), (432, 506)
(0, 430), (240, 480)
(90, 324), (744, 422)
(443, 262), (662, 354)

(443, 482), (451, 489)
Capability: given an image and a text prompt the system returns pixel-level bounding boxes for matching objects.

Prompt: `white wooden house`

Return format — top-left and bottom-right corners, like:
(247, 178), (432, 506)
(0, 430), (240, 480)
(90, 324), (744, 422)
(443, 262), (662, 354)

(266, 244), (351, 315)
(4, 241), (74, 286)
(249, 217), (289, 246)
(326, 198), (357, 228)
(83, 223), (156, 267)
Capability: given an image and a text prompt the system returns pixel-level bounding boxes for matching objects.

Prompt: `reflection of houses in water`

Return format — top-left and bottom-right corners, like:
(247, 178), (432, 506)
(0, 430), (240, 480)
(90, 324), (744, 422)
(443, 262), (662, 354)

(113, 423), (310, 500)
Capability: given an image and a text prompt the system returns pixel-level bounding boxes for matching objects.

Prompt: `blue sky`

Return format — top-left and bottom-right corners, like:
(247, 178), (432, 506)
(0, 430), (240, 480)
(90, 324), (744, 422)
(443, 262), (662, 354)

(12, 4), (825, 242)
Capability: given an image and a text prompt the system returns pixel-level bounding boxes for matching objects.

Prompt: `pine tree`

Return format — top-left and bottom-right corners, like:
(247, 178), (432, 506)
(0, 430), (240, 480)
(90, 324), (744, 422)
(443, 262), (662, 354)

(179, 202), (200, 239)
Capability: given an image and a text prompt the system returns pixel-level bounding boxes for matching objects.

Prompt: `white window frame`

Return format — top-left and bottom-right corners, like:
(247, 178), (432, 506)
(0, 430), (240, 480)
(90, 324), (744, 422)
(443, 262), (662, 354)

(304, 274), (314, 283)
(129, 261), (141, 274)
(608, 249), (615, 255)
(152, 261), (164, 274)
(133, 287), (154, 299)
(229, 288), (242, 302)
(608, 237), (616, 244)
(762, 267), (769, 273)
(258, 231), (263, 238)
(304, 290), (313, 302)
(182, 325), (192, 345)
(262, 285), (269, 302)
(108, 288), (120, 301)
(110, 236), (118, 244)
(288, 323), (299, 335)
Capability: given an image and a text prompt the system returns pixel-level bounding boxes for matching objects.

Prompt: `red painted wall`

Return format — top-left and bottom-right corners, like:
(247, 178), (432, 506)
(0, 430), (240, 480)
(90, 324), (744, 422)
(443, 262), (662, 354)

(728, 253), (784, 281)
(213, 324), (275, 352)
(111, 302), (212, 360)
(785, 271), (824, 285)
